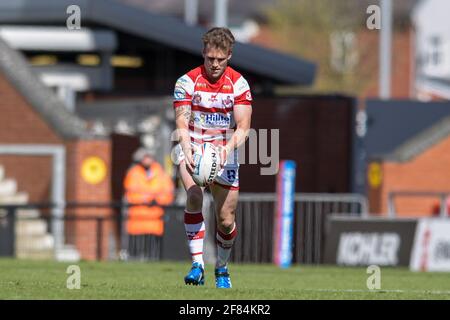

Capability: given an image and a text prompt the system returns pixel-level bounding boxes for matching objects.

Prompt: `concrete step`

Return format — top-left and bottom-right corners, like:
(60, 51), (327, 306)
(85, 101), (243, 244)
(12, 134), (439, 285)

(0, 191), (29, 204)
(55, 245), (81, 262)
(15, 219), (48, 236)
(16, 209), (41, 219)
(0, 179), (17, 197)
(16, 249), (54, 260)
(16, 234), (54, 251)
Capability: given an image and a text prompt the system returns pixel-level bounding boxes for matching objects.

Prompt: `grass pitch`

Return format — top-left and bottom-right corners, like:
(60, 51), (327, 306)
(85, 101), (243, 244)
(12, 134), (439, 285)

(0, 258), (449, 300)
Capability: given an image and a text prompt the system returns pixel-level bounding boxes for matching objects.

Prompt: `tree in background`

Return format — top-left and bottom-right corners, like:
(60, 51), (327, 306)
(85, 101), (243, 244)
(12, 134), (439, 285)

(263, 0), (380, 96)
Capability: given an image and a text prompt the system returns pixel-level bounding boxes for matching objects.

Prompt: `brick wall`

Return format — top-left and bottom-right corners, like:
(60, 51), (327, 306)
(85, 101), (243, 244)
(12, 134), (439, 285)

(371, 135), (450, 216)
(66, 139), (114, 260)
(0, 71), (114, 260)
(0, 74), (62, 144)
(362, 28), (414, 99)
(0, 155), (53, 202)
(0, 72), (62, 202)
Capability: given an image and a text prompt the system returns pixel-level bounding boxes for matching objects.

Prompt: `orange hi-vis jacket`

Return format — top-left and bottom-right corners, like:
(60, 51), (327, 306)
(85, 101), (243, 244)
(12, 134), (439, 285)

(124, 162), (174, 236)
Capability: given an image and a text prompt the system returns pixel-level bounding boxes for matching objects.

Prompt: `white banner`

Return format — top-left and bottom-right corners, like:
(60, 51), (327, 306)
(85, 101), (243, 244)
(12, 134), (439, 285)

(410, 219), (450, 272)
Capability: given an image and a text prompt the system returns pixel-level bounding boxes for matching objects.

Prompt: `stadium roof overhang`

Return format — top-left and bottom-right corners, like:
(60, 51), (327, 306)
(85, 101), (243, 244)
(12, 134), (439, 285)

(382, 115), (450, 162)
(0, 0), (316, 87)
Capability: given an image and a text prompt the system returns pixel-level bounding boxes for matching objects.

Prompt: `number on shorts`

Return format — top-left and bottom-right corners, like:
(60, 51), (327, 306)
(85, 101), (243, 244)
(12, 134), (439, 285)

(227, 170), (236, 181)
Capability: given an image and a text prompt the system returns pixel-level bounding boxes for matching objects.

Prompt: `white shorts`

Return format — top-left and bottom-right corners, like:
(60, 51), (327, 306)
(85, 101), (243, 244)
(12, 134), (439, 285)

(172, 142), (240, 190)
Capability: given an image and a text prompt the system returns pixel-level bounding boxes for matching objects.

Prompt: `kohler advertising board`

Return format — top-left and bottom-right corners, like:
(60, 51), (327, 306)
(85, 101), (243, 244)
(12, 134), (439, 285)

(324, 217), (417, 267)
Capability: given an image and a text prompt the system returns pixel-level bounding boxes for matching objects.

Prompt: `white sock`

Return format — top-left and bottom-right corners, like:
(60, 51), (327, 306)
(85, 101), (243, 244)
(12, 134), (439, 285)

(184, 210), (205, 267)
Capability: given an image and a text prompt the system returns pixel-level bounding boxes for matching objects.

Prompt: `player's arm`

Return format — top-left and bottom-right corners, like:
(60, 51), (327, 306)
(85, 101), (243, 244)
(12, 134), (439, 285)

(175, 104), (195, 172)
(222, 104), (252, 163)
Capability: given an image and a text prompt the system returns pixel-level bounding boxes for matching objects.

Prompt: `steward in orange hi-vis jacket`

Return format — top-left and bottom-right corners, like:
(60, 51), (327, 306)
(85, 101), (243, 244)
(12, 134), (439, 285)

(124, 148), (174, 236)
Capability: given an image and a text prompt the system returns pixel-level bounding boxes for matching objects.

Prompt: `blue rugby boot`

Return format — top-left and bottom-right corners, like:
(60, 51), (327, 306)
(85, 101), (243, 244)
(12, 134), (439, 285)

(184, 262), (205, 286)
(215, 266), (232, 288)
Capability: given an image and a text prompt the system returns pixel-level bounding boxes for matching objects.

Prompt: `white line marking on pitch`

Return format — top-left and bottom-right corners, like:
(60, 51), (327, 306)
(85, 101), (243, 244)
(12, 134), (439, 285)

(301, 289), (450, 295)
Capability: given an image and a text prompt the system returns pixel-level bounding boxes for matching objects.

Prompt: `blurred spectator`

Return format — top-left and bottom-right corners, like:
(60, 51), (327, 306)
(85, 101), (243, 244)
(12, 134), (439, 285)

(431, 196), (450, 217)
(122, 147), (174, 261)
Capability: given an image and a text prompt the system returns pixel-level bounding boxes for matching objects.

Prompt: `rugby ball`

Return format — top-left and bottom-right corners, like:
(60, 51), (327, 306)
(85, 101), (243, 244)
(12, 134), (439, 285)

(191, 142), (221, 187)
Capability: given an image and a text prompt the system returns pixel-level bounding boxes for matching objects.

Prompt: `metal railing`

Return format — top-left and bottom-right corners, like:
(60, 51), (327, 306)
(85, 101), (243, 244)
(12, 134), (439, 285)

(205, 193), (368, 264)
(388, 191), (450, 218)
(0, 203), (116, 260)
(1, 193), (369, 264)
(0, 202), (188, 261)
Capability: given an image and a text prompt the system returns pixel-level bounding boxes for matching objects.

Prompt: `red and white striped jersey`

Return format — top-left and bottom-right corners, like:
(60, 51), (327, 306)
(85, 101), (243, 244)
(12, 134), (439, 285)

(173, 65), (252, 145)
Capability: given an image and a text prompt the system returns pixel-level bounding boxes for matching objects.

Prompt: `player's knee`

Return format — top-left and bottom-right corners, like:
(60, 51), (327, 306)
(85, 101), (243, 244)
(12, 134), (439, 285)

(186, 186), (203, 210)
(217, 214), (235, 233)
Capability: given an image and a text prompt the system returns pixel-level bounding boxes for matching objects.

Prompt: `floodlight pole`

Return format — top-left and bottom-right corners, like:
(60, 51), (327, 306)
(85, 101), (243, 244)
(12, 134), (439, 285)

(184, 0), (199, 26)
(379, 0), (393, 99)
(214, 0), (228, 27)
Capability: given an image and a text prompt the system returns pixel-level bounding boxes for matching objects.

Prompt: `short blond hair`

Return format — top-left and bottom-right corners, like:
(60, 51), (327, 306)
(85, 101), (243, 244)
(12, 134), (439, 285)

(202, 27), (235, 53)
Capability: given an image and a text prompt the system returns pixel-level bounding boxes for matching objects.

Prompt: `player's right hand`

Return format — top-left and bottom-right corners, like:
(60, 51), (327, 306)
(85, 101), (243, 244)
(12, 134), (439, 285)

(216, 145), (228, 170)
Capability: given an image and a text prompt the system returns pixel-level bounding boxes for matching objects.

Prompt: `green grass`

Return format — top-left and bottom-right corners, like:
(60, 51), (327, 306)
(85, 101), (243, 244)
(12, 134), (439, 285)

(0, 258), (449, 299)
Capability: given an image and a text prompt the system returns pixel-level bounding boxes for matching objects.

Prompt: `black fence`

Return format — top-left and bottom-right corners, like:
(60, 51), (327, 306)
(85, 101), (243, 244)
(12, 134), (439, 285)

(0, 193), (367, 264)
(0, 202), (190, 262)
(203, 193), (367, 265)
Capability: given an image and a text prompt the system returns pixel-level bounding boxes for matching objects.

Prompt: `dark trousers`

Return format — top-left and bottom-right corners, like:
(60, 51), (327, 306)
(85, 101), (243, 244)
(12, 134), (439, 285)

(127, 234), (162, 261)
